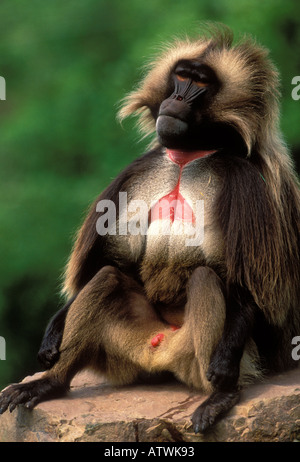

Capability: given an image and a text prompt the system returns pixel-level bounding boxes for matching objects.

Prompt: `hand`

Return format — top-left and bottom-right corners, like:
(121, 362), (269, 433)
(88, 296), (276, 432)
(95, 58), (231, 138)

(206, 344), (240, 391)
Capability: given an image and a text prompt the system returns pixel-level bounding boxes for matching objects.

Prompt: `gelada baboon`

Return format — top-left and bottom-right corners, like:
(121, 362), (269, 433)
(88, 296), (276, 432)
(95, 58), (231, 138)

(1, 25), (299, 433)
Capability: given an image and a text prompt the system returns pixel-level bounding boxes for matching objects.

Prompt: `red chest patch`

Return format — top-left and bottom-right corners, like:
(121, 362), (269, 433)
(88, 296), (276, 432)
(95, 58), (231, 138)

(150, 149), (216, 223)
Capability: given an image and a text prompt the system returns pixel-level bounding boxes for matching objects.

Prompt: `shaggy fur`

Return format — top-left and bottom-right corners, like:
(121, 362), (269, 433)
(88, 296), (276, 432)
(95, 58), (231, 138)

(1, 25), (299, 434)
(118, 25), (300, 326)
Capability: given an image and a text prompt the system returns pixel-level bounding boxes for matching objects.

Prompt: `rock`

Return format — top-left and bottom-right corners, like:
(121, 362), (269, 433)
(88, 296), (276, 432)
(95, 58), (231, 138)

(0, 367), (299, 442)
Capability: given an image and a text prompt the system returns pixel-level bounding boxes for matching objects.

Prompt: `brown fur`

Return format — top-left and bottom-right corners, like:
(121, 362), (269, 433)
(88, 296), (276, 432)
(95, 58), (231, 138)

(60, 26), (300, 380)
(48, 266), (260, 390)
(1, 25), (299, 432)
(117, 25), (300, 326)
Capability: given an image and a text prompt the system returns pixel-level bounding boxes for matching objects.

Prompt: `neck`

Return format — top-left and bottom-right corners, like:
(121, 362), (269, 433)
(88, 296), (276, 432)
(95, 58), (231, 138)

(166, 148), (217, 166)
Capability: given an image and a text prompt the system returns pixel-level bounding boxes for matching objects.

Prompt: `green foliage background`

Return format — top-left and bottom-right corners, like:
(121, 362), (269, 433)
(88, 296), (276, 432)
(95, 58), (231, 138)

(0, 0), (299, 388)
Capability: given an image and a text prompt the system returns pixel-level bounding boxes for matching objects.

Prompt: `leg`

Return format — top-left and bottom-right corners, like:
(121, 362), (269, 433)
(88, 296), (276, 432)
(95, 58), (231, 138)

(0, 266), (168, 413)
(0, 265), (224, 414)
(180, 267), (239, 432)
(160, 266), (227, 392)
(0, 266), (259, 431)
(139, 266), (258, 431)
(192, 283), (262, 433)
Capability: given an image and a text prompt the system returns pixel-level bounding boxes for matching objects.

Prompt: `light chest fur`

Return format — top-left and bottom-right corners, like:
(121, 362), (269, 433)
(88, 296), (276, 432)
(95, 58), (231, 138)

(105, 151), (225, 305)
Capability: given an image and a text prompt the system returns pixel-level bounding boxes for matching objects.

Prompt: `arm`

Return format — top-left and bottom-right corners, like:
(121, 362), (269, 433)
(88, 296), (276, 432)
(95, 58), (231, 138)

(38, 295), (77, 369)
(207, 286), (258, 390)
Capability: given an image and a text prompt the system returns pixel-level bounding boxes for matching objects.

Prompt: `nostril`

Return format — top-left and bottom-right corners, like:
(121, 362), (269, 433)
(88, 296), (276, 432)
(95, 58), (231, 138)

(172, 94), (184, 101)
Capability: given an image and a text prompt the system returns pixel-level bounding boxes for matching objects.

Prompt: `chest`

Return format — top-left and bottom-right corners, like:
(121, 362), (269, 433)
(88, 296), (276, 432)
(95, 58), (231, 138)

(105, 151), (224, 268)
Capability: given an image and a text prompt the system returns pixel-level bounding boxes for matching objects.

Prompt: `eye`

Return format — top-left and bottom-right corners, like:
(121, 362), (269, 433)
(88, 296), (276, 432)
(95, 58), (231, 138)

(175, 74), (209, 88)
(176, 74), (188, 82)
(194, 81), (209, 88)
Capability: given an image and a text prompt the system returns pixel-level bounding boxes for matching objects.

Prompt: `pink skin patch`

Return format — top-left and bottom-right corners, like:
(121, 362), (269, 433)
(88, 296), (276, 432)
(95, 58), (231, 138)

(150, 325), (181, 348)
(170, 325), (180, 331)
(150, 148), (216, 224)
(167, 149), (217, 166)
(151, 333), (165, 347)
(150, 180), (195, 222)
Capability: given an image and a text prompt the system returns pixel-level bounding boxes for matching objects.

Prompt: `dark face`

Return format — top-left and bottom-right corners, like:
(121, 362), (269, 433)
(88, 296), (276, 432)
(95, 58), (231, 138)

(156, 59), (246, 154)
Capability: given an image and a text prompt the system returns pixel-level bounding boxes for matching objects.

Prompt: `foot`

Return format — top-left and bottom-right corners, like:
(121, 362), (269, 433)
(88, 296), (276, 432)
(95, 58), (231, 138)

(0, 377), (66, 414)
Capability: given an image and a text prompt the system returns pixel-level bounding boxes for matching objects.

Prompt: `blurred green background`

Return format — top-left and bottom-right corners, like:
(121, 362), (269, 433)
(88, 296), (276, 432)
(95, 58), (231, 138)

(0, 0), (299, 389)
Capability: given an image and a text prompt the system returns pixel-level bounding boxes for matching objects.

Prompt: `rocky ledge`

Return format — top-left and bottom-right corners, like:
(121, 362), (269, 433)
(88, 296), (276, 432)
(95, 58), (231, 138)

(0, 367), (299, 442)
